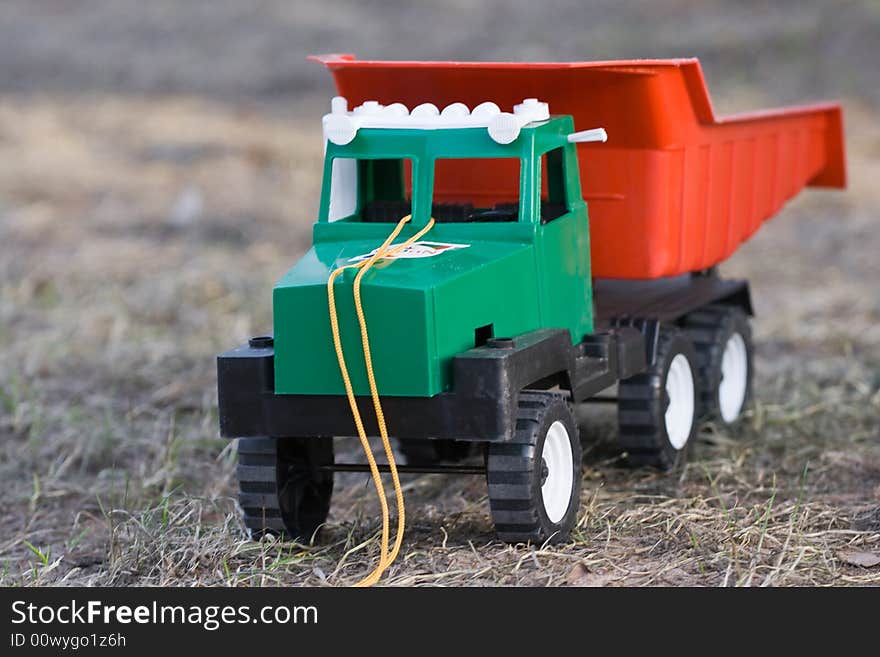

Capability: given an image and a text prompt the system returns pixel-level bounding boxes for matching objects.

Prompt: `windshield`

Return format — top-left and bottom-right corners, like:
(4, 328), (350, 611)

(431, 157), (521, 222)
(322, 155), (524, 224)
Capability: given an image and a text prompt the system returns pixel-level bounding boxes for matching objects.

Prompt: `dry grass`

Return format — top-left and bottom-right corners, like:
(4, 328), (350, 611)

(0, 87), (878, 586)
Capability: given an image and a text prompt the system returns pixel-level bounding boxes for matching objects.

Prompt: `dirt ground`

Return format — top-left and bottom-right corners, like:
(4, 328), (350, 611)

(0, 1), (878, 586)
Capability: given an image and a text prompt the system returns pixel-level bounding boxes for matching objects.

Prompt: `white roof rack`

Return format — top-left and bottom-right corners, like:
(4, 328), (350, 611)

(322, 96), (550, 146)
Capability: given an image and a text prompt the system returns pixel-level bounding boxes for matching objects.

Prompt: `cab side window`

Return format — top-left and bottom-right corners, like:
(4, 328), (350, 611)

(540, 148), (568, 223)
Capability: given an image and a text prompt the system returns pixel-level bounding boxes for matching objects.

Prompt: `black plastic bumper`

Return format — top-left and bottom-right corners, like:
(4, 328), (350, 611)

(217, 328), (576, 443)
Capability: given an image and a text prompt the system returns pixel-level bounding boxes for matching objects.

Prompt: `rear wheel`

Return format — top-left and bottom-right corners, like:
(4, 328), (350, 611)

(618, 329), (699, 470)
(236, 436), (334, 542)
(487, 392), (582, 544)
(683, 305), (753, 425)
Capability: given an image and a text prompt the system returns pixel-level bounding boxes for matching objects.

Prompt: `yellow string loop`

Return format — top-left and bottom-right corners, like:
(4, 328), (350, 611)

(326, 214), (434, 586)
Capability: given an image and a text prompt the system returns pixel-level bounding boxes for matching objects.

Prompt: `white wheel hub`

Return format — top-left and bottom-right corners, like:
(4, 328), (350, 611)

(665, 353), (695, 450)
(718, 332), (748, 423)
(540, 421), (574, 523)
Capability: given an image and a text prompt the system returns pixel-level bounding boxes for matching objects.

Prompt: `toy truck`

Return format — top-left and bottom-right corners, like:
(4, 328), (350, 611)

(218, 57), (846, 545)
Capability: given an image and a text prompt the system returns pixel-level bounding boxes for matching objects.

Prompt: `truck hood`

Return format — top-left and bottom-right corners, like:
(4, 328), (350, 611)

(272, 237), (541, 397)
(278, 237), (532, 291)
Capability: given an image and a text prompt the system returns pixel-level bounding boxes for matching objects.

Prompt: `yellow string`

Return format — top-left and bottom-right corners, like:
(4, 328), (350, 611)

(326, 214), (434, 586)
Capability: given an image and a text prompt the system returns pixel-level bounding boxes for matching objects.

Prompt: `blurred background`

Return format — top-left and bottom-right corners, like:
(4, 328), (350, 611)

(0, 0), (878, 586)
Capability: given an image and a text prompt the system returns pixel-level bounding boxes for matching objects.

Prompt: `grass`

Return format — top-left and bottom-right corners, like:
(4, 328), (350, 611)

(0, 86), (878, 586)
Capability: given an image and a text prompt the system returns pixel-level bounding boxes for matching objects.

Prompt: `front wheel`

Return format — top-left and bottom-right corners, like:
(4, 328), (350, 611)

(487, 392), (582, 544)
(236, 436), (334, 542)
(618, 329), (699, 470)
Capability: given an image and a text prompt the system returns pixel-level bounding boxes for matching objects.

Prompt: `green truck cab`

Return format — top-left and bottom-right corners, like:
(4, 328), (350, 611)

(218, 98), (756, 546)
(274, 116), (592, 397)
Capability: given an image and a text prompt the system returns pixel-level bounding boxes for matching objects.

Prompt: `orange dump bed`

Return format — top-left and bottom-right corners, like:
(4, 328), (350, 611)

(313, 55), (846, 279)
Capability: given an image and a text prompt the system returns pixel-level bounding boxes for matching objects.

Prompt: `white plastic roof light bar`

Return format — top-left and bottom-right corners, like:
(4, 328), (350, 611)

(323, 97), (550, 146)
(322, 96), (608, 146)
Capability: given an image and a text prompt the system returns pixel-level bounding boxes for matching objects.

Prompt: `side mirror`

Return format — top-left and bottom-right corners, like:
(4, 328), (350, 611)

(567, 128), (608, 143)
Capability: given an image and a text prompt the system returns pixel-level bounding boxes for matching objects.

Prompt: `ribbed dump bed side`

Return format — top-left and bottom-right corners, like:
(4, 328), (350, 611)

(313, 55), (846, 278)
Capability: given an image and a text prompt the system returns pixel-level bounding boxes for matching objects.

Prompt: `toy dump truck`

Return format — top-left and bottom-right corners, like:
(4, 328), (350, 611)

(218, 57), (845, 546)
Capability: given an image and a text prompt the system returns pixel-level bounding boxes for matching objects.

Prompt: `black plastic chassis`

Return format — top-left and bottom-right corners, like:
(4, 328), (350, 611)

(218, 274), (751, 444)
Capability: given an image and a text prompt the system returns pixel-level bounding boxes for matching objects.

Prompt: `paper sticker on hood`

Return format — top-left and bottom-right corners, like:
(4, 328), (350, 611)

(349, 241), (470, 263)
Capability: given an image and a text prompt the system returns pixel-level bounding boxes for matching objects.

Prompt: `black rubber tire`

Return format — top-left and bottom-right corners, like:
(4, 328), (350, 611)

(236, 436), (334, 542)
(682, 305), (753, 425)
(396, 438), (479, 465)
(618, 328), (699, 470)
(487, 392), (582, 544)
